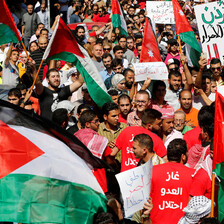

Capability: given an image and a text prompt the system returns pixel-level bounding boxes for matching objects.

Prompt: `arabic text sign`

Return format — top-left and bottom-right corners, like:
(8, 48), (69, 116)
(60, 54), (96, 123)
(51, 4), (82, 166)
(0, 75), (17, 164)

(133, 62), (168, 82)
(146, 1), (175, 24)
(115, 160), (152, 218)
(195, 1), (224, 64)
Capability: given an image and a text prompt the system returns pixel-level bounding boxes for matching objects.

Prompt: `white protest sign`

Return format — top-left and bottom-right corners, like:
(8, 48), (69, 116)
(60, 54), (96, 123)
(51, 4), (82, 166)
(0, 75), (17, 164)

(133, 62), (168, 82)
(195, 1), (224, 65)
(115, 160), (152, 218)
(146, 1), (175, 24)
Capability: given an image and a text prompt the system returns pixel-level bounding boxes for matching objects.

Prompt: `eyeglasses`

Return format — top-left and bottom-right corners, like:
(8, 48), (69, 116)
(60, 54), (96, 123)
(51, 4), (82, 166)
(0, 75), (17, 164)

(90, 119), (100, 124)
(211, 67), (221, 71)
(98, 10), (102, 12)
(170, 43), (178, 47)
(103, 48), (111, 51)
(174, 119), (185, 124)
(127, 26), (134, 29)
(136, 100), (147, 104)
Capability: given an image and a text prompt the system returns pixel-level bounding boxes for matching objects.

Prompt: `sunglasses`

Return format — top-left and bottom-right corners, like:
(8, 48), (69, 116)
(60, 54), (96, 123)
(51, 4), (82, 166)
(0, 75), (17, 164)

(211, 67), (221, 71)
(104, 48), (111, 51)
(127, 26), (134, 28)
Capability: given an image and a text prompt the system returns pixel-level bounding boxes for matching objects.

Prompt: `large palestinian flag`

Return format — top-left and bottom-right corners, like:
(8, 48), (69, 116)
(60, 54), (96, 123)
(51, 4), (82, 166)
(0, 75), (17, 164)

(43, 17), (112, 108)
(0, 0), (22, 45)
(0, 100), (107, 223)
(172, 0), (201, 67)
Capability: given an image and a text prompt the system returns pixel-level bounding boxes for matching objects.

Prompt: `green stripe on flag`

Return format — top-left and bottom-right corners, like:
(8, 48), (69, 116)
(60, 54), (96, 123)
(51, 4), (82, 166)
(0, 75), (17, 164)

(0, 24), (19, 45)
(112, 14), (128, 36)
(48, 52), (112, 108)
(0, 174), (107, 223)
(214, 162), (224, 223)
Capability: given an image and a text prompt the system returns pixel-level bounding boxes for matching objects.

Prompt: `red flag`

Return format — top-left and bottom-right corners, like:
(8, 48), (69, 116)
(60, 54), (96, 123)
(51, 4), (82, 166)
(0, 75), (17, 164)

(140, 18), (161, 62)
(213, 92), (224, 170)
(171, 0), (192, 35)
(0, 0), (22, 42)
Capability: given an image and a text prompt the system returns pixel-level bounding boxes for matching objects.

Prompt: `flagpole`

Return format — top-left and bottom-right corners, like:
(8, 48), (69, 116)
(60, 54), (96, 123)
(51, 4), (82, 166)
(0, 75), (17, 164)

(21, 41), (31, 61)
(211, 172), (215, 217)
(30, 60), (44, 90)
(177, 35), (182, 55)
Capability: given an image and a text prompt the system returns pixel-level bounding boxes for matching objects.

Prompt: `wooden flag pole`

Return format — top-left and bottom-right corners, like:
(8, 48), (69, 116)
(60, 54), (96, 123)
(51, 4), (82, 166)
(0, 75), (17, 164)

(211, 172), (216, 217)
(30, 60), (44, 90)
(21, 41), (31, 61)
(177, 35), (182, 55)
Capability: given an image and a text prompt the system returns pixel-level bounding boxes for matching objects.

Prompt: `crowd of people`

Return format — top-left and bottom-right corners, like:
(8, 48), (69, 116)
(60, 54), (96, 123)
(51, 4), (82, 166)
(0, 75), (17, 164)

(0, 0), (223, 223)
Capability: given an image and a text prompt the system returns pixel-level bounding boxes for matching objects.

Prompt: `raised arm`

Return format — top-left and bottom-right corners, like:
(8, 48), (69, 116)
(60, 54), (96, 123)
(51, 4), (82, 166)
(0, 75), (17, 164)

(195, 57), (207, 89)
(69, 73), (84, 93)
(4, 43), (12, 66)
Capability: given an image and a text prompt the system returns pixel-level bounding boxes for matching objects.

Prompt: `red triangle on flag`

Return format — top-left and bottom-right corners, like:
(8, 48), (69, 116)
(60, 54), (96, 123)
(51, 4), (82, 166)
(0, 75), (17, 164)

(172, 0), (193, 34)
(0, 121), (44, 179)
(0, 0), (22, 42)
(47, 18), (84, 59)
(112, 0), (121, 15)
(140, 18), (161, 63)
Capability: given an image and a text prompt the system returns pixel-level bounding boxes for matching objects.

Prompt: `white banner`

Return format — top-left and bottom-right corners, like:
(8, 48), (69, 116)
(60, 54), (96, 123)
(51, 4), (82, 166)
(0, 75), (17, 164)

(133, 62), (168, 82)
(195, 1), (224, 65)
(146, 1), (175, 24)
(115, 160), (152, 218)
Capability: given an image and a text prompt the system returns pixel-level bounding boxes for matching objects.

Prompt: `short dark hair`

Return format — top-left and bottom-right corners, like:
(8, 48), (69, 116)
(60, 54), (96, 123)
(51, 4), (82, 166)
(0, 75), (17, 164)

(102, 53), (113, 60)
(37, 22), (44, 27)
(200, 218), (220, 224)
(152, 80), (166, 99)
(118, 35), (127, 42)
(52, 108), (68, 126)
(113, 45), (123, 54)
(127, 36), (134, 41)
(40, 28), (49, 34)
(118, 94), (131, 104)
(94, 212), (118, 224)
(108, 89), (119, 96)
(16, 83), (27, 91)
(134, 134), (154, 153)
(8, 88), (21, 98)
(210, 58), (221, 66)
(86, 9), (94, 16)
(111, 58), (123, 68)
(46, 68), (59, 79)
(198, 105), (214, 127)
(77, 104), (91, 115)
(168, 70), (181, 80)
(102, 102), (119, 116)
(79, 110), (97, 128)
(167, 139), (187, 162)
(123, 68), (134, 77)
(136, 90), (150, 100)
(141, 109), (162, 125)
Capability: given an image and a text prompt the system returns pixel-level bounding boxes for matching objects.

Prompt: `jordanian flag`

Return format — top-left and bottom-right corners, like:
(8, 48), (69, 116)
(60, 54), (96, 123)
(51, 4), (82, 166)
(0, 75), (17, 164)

(172, 0), (201, 67)
(0, 0), (22, 45)
(213, 92), (224, 223)
(43, 18), (112, 108)
(0, 100), (107, 223)
(112, 0), (128, 36)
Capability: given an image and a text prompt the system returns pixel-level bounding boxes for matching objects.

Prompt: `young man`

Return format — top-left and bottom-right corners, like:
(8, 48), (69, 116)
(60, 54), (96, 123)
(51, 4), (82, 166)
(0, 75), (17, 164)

(127, 90), (150, 126)
(150, 139), (194, 224)
(7, 88), (21, 105)
(108, 89), (119, 104)
(113, 45), (128, 69)
(118, 94), (132, 124)
(2, 44), (19, 86)
(100, 53), (114, 82)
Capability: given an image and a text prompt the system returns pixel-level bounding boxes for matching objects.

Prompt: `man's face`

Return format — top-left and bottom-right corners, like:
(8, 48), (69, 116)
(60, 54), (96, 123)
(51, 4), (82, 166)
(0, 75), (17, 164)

(38, 24), (45, 30)
(152, 118), (162, 133)
(92, 26), (99, 32)
(162, 118), (174, 135)
(38, 38), (48, 51)
(135, 93), (149, 112)
(169, 75), (181, 91)
(165, 25), (172, 32)
(139, 14), (145, 23)
(114, 50), (124, 60)
(8, 95), (20, 105)
(111, 95), (119, 104)
(40, 31), (48, 38)
(102, 56), (112, 69)
(119, 98), (131, 116)
(113, 64), (123, 74)
(211, 81), (217, 93)
(155, 85), (166, 101)
(179, 91), (192, 111)
(174, 113), (185, 132)
(125, 71), (134, 89)
(21, 89), (27, 99)
(137, 46), (142, 56)
(87, 37), (96, 46)
(82, 89), (92, 102)
(168, 64), (179, 72)
(210, 62), (222, 78)
(41, 4), (46, 12)
(92, 45), (103, 58)
(27, 4), (33, 14)
(128, 7), (135, 16)
(89, 116), (100, 132)
(10, 51), (19, 62)
(202, 78), (211, 95)
(119, 38), (127, 49)
(98, 8), (103, 16)
(77, 28), (85, 40)
(93, 6), (98, 14)
(127, 39), (134, 50)
(133, 16), (140, 25)
(191, 70), (198, 84)
(132, 140), (144, 159)
(47, 71), (60, 88)
(104, 109), (119, 127)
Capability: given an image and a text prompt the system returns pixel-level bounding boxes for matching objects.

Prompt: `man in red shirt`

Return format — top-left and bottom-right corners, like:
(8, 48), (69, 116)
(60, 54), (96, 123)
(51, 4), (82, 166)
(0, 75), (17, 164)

(150, 139), (194, 224)
(115, 109), (166, 172)
(118, 94), (132, 124)
(92, 6), (111, 23)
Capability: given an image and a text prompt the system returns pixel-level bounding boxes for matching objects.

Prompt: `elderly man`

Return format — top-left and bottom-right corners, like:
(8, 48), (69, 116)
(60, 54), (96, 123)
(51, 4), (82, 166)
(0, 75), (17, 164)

(174, 110), (192, 135)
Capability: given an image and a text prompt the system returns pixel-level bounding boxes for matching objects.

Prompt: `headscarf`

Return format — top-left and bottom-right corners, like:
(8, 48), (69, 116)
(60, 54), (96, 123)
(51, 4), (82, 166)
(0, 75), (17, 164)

(111, 74), (125, 89)
(178, 196), (212, 224)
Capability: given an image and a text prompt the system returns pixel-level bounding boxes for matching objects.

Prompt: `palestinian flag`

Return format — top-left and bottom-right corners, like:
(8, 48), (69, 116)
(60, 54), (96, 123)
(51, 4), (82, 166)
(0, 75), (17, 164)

(0, 0), (22, 45)
(213, 92), (224, 223)
(172, 0), (201, 67)
(0, 100), (107, 223)
(140, 17), (161, 62)
(43, 17), (112, 108)
(112, 0), (128, 36)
